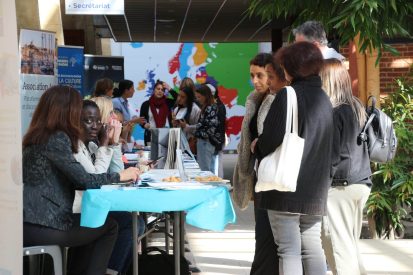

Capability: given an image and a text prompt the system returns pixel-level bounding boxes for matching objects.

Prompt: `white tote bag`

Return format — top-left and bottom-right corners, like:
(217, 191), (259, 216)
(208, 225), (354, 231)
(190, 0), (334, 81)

(255, 86), (305, 192)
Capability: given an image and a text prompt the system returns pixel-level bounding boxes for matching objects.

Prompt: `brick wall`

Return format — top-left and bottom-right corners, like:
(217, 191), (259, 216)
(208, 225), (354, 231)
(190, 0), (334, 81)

(340, 43), (413, 94)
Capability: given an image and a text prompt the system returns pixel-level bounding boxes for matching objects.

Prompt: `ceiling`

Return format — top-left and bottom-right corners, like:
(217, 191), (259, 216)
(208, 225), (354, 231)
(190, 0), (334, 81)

(96, 0), (282, 43)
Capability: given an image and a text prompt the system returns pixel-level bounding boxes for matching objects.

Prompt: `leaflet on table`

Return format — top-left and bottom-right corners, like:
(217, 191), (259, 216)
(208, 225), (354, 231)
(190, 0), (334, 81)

(146, 181), (214, 190)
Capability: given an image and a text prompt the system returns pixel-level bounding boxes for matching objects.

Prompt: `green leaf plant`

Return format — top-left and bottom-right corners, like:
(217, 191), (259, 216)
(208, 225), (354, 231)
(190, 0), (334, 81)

(365, 72), (413, 238)
(248, 0), (413, 64)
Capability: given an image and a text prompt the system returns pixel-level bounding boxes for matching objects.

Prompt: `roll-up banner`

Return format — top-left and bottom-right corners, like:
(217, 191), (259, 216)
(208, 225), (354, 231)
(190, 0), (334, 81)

(0, 0), (23, 274)
(83, 54), (124, 97)
(19, 29), (57, 135)
(57, 45), (84, 93)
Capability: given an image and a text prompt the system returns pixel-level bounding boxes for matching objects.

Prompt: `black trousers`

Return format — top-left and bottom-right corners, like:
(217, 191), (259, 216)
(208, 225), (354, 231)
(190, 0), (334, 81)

(250, 202), (279, 275)
(24, 215), (118, 275)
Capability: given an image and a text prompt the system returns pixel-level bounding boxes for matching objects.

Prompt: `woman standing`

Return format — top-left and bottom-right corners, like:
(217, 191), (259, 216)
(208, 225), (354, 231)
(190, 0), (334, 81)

(23, 86), (140, 275)
(140, 80), (175, 145)
(254, 42), (334, 275)
(172, 86), (201, 141)
(320, 59), (371, 275)
(194, 84), (222, 172)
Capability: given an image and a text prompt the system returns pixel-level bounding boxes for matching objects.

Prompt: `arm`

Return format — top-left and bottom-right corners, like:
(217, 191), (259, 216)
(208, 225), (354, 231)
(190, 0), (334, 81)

(93, 146), (114, 173)
(256, 89), (287, 159)
(331, 109), (344, 178)
(45, 132), (120, 189)
(109, 144), (125, 173)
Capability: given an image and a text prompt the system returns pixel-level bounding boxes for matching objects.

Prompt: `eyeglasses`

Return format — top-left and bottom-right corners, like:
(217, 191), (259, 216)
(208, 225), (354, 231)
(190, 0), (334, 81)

(83, 118), (102, 126)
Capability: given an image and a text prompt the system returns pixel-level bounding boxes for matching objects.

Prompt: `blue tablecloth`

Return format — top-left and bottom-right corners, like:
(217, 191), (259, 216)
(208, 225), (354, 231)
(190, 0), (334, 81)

(80, 186), (236, 231)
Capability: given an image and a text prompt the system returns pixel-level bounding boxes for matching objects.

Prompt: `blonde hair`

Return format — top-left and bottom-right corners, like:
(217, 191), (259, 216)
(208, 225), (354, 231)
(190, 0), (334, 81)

(90, 96), (114, 123)
(320, 59), (367, 127)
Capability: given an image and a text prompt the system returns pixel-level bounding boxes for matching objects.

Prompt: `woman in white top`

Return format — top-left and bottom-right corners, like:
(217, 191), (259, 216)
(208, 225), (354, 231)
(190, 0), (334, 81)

(172, 86), (201, 140)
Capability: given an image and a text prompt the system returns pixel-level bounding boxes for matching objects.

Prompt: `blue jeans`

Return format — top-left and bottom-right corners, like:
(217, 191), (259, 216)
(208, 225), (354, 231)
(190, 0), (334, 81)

(267, 210), (327, 275)
(107, 212), (145, 273)
(196, 138), (215, 172)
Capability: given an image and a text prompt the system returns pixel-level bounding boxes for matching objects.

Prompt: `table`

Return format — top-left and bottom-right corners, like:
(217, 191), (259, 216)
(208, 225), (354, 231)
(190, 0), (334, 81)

(80, 185), (236, 274)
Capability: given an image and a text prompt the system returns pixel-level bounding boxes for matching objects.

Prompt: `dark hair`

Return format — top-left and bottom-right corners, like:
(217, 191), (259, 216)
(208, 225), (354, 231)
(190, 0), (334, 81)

(275, 42), (323, 80)
(195, 84), (215, 112)
(23, 85), (83, 153)
(249, 53), (273, 67)
(292, 21), (328, 46)
(153, 80), (164, 91)
(93, 78), (114, 97)
(113, 79), (134, 98)
(179, 87), (195, 122)
(82, 99), (99, 110)
(269, 54), (287, 82)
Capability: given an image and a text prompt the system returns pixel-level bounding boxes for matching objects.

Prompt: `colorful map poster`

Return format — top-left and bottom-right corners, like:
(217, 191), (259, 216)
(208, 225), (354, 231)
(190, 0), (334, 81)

(119, 42), (269, 150)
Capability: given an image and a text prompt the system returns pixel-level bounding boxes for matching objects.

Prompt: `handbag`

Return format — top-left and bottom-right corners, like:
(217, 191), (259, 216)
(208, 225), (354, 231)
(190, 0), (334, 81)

(255, 86), (305, 192)
(136, 247), (190, 275)
(188, 136), (197, 155)
(358, 96), (397, 163)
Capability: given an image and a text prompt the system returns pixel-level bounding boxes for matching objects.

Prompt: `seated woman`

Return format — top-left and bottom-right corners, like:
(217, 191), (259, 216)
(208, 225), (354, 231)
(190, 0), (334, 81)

(75, 99), (145, 275)
(91, 96), (124, 173)
(140, 80), (176, 145)
(23, 85), (140, 275)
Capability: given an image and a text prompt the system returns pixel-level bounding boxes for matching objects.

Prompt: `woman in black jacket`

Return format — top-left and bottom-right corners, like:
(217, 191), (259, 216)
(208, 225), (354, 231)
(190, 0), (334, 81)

(140, 80), (176, 145)
(254, 42), (333, 275)
(320, 59), (371, 275)
(23, 85), (140, 275)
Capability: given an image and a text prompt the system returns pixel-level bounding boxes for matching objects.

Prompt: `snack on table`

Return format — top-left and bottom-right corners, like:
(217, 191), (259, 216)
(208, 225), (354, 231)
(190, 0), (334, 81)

(194, 175), (223, 182)
(162, 176), (181, 182)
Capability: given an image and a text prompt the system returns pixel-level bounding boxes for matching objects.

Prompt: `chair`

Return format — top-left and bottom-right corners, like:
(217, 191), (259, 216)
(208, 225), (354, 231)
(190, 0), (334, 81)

(23, 245), (63, 275)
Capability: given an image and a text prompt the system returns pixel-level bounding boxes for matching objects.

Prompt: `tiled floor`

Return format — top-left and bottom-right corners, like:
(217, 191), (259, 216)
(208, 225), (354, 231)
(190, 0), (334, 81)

(185, 201), (413, 275)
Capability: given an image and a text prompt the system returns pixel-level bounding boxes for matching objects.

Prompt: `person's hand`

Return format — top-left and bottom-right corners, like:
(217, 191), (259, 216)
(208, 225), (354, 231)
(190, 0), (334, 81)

(162, 82), (171, 91)
(251, 138), (258, 154)
(132, 117), (146, 125)
(99, 124), (112, 146)
(144, 123), (151, 129)
(110, 119), (122, 144)
(119, 167), (141, 182)
(179, 120), (187, 129)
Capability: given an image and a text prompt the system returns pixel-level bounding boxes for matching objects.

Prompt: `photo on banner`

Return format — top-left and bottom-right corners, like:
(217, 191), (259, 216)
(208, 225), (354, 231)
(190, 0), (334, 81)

(57, 45), (84, 93)
(19, 29), (57, 135)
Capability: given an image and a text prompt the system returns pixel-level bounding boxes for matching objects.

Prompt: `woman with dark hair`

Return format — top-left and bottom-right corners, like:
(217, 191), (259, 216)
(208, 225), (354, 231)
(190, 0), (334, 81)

(320, 59), (371, 275)
(93, 78), (114, 97)
(232, 53), (281, 275)
(205, 83), (226, 177)
(172, 86), (201, 141)
(74, 99), (144, 275)
(23, 86), (140, 275)
(253, 42), (334, 275)
(140, 80), (176, 145)
(194, 84), (222, 172)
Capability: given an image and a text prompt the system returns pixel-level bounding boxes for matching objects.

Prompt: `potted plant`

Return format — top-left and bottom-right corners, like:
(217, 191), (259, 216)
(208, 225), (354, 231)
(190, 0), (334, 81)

(366, 75), (413, 239)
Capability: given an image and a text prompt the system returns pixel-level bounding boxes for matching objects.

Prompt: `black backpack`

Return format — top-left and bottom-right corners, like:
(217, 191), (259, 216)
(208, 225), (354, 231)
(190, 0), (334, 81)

(358, 96), (397, 163)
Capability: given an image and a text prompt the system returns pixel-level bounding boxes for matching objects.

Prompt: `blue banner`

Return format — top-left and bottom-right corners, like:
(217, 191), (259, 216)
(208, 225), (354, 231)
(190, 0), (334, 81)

(57, 46), (84, 93)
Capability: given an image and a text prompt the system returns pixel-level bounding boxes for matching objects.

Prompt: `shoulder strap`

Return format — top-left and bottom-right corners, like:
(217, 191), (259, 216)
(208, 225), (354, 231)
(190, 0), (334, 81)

(285, 86), (298, 134)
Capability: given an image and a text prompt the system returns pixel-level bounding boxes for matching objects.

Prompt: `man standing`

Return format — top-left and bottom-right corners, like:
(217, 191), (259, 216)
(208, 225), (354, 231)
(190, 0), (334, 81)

(293, 21), (345, 61)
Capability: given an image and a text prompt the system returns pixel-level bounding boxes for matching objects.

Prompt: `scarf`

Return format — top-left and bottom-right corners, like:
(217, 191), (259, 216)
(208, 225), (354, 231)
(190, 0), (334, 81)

(149, 95), (170, 128)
